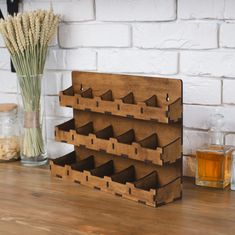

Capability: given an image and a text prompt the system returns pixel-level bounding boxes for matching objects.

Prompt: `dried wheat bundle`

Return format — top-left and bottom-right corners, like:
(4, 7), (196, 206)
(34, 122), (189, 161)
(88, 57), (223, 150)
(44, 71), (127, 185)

(0, 9), (59, 76)
(0, 10), (59, 159)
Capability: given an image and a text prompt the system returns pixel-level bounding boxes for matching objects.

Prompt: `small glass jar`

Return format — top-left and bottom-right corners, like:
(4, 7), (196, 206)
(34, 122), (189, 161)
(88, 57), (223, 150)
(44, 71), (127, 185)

(0, 103), (20, 162)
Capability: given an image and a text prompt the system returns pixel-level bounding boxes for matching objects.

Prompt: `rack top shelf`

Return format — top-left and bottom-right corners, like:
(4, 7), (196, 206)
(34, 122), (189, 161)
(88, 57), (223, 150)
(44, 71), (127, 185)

(72, 71), (182, 107)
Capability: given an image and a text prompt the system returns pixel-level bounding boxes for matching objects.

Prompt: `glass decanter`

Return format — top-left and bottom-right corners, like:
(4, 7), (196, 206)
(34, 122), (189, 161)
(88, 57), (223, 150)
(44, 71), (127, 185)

(196, 113), (233, 188)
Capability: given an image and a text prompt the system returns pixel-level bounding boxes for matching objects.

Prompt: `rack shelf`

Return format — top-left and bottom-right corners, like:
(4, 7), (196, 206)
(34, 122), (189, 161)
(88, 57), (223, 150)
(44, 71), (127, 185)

(55, 119), (182, 165)
(59, 86), (182, 123)
(50, 71), (183, 207)
(50, 149), (182, 207)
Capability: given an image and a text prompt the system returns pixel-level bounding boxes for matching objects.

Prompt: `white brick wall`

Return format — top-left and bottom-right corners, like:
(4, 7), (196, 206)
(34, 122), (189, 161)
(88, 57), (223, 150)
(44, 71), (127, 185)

(98, 49), (178, 74)
(59, 24), (131, 48)
(220, 23), (235, 48)
(178, 0), (225, 19)
(23, 0), (94, 22)
(0, 34), (4, 47)
(223, 80), (235, 104)
(0, 48), (10, 70)
(183, 77), (221, 105)
(0, 71), (17, 93)
(133, 22), (218, 49)
(45, 48), (96, 70)
(184, 105), (235, 131)
(96, 0), (176, 21)
(181, 51), (235, 77)
(1, 0), (235, 176)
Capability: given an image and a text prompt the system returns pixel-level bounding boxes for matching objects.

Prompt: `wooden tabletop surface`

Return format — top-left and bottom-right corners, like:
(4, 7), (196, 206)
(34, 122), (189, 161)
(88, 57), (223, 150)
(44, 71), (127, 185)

(0, 163), (234, 235)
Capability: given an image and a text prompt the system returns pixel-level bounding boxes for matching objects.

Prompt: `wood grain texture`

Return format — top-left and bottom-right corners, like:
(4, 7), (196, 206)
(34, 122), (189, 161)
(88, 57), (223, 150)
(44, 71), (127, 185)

(0, 163), (234, 235)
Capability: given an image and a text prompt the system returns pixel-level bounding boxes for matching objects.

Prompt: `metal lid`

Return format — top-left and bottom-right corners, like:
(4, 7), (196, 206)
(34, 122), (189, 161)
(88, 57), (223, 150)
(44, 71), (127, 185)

(0, 103), (17, 113)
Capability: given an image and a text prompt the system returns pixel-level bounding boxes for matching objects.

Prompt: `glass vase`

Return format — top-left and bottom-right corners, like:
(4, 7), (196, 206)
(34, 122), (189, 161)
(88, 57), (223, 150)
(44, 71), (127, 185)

(17, 74), (47, 166)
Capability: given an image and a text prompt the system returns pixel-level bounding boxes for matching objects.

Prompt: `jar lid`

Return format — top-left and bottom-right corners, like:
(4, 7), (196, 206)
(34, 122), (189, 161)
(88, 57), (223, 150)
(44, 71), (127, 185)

(0, 103), (17, 113)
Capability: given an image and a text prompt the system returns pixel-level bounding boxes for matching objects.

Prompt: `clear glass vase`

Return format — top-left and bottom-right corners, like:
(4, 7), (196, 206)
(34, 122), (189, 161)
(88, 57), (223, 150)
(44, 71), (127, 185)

(17, 74), (47, 166)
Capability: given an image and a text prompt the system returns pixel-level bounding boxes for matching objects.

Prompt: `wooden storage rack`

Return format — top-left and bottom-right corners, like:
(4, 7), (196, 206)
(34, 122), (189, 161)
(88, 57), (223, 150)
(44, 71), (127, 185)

(50, 71), (183, 207)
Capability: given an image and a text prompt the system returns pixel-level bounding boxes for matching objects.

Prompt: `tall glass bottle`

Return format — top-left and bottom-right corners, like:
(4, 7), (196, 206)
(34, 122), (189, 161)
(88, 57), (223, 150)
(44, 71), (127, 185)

(196, 113), (233, 188)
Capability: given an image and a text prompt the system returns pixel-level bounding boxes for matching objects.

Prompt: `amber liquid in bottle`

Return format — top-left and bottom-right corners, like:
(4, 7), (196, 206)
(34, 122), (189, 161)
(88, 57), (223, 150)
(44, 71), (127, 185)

(196, 145), (232, 188)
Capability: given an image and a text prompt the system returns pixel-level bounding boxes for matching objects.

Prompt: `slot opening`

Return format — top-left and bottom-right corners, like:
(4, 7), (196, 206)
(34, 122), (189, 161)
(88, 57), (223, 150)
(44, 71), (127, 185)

(70, 155), (95, 172)
(81, 88), (93, 99)
(121, 92), (135, 104)
(100, 90), (113, 101)
(134, 171), (158, 191)
(116, 129), (135, 144)
(90, 160), (114, 178)
(52, 151), (76, 167)
(63, 86), (74, 96)
(145, 95), (158, 107)
(139, 134), (158, 150)
(111, 165), (136, 184)
(57, 119), (75, 132)
(76, 122), (94, 136)
(95, 125), (114, 140)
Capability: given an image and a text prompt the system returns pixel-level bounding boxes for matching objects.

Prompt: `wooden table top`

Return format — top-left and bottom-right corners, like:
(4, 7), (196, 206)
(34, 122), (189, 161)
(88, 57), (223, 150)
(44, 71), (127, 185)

(0, 163), (234, 235)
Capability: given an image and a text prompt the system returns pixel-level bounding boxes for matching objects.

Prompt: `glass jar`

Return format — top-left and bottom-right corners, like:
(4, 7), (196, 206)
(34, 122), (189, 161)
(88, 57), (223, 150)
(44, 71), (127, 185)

(0, 103), (20, 162)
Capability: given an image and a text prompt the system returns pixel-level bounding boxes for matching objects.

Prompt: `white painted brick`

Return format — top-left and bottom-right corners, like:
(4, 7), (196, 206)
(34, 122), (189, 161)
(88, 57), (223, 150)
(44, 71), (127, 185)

(220, 23), (235, 48)
(47, 140), (74, 159)
(0, 35), (4, 48)
(0, 93), (17, 103)
(224, 0), (235, 19)
(184, 105), (215, 130)
(223, 80), (235, 104)
(178, 0), (224, 19)
(181, 51), (235, 77)
(49, 34), (58, 47)
(59, 23), (130, 48)
(23, 0), (94, 22)
(0, 48), (10, 70)
(98, 49), (178, 74)
(133, 22), (218, 49)
(182, 77), (221, 105)
(46, 48), (96, 71)
(46, 117), (70, 140)
(183, 155), (196, 177)
(183, 129), (209, 155)
(178, 0), (235, 20)
(0, 3), (8, 18)
(44, 72), (62, 95)
(225, 134), (235, 145)
(45, 96), (73, 118)
(96, 0), (176, 21)
(61, 72), (72, 90)
(0, 71), (17, 93)
(184, 105), (235, 132)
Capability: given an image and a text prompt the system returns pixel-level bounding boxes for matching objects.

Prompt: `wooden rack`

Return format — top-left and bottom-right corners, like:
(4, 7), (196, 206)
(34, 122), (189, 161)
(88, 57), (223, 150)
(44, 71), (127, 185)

(50, 71), (183, 207)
